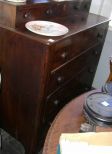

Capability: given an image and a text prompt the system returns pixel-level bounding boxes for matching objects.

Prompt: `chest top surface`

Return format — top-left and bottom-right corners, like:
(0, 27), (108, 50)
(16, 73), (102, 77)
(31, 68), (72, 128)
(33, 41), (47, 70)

(15, 13), (109, 45)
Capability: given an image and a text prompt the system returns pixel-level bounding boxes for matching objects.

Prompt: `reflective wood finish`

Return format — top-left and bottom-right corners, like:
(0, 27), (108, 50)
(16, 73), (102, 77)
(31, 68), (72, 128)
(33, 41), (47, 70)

(0, 0), (110, 153)
(0, 0), (91, 28)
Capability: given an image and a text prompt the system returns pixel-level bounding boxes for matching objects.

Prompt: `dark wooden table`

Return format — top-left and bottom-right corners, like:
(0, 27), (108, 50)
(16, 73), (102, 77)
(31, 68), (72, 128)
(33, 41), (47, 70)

(43, 90), (112, 154)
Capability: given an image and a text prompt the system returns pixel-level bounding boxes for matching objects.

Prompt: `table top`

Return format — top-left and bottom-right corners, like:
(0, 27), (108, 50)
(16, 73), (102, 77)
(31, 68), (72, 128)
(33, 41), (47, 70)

(43, 90), (112, 154)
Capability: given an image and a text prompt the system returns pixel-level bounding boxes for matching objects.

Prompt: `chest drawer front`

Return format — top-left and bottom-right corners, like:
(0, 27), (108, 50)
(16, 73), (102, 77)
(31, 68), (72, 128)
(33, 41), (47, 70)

(80, 0), (91, 12)
(48, 44), (102, 95)
(44, 69), (92, 121)
(17, 5), (51, 27)
(50, 23), (107, 70)
(44, 77), (81, 121)
(87, 44), (103, 66)
(16, 2), (78, 27)
(72, 0), (91, 12)
(16, 1), (92, 27)
(48, 49), (89, 94)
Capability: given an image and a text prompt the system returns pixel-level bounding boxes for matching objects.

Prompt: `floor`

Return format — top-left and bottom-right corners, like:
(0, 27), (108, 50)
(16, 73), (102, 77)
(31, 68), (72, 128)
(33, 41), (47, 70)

(0, 129), (25, 154)
(0, 129), (42, 154)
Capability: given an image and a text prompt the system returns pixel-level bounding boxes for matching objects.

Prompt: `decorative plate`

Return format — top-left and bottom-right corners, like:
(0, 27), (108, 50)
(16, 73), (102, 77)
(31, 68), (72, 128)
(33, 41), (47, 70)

(25, 21), (69, 36)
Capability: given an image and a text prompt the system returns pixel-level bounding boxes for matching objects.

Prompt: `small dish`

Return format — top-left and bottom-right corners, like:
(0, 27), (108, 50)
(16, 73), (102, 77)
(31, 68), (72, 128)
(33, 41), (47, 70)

(25, 20), (69, 36)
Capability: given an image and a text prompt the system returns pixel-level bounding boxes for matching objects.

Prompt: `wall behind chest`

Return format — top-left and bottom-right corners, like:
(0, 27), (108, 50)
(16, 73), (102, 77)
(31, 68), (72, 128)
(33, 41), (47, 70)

(90, 0), (112, 88)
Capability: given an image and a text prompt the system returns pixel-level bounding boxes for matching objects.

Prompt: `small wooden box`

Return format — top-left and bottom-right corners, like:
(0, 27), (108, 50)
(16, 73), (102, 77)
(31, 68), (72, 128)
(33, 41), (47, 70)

(0, 0), (91, 28)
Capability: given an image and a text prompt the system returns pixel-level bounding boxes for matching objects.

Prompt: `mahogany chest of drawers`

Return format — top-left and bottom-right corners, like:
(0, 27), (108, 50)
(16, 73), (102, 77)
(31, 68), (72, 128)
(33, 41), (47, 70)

(0, 0), (110, 153)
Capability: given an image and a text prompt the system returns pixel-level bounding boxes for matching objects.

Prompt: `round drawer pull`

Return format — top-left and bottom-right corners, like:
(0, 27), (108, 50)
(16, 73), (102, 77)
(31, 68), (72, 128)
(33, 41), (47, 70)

(61, 52), (67, 59)
(46, 9), (53, 15)
(73, 5), (80, 10)
(24, 12), (31, 19)
(57, 76), (64, 83)
(53, 100), (59, 106)
(88, 68), (94, 73)
(93, 50), (98, 56)
(84, 4), (89, 10)
(97, 33), (103, 40)
(85, 87), (89, 91)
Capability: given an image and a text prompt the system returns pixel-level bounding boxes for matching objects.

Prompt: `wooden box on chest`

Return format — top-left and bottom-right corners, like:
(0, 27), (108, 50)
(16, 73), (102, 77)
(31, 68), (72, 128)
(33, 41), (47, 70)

(0, 0), (110, 154)
(0, 0), (91, 28)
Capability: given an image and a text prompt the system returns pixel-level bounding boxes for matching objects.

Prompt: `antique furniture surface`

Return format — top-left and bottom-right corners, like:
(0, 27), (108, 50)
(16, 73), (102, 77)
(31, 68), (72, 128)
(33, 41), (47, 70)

(43, 90), (112, 154)
(0, 0), (110, 153)
(0, 0), (91, 28)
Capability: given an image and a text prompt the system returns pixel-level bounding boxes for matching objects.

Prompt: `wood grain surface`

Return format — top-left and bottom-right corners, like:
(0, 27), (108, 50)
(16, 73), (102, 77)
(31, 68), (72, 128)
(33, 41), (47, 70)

(43, 90), (112, 154)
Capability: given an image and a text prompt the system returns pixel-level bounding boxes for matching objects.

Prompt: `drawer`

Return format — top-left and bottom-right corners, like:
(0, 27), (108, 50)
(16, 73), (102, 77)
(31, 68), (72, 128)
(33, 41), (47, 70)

(72, 0), (91, 12)
(44, 70), (92, 121)
(74, 66), (95, 90)
(50, 23), (107, 70)
(80, 1), (91, 12)
(48, 49), (90, 94)
(48, 44), (102, 95)
(16, 5), (52, 27)
(78, 66), (96, 88)
(16, 2), (74, 27)
(0, 0), (92, 28)
(87, 44), (103, 66)
(79, 45), (103, 86)
(15, 1), (92, 28)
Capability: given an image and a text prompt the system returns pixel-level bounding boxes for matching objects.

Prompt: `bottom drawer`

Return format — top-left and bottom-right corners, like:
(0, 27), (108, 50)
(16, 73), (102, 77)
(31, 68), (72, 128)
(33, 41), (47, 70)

(44, 70), (93, 122)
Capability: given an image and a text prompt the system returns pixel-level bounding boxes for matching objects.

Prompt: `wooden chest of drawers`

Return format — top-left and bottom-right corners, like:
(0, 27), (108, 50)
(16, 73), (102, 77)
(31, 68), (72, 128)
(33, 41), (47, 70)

(0, 0), (110, 154)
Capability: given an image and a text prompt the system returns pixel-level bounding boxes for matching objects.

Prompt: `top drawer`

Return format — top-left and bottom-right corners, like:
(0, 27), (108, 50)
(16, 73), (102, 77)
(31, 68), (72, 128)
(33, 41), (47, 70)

(50, 23), (107, 70)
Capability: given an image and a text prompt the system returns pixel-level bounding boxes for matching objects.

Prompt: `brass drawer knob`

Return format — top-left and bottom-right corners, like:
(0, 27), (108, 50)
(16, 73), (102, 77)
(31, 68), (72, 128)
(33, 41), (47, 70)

(88, 68), (94, 73)
(61, 52), (68, 59)
(85, 87), (89, 91)
(84, 3), (90, 10)
(53, 100), (60, 106)
(73, 5), (80, 10)
(46, 9), (53, 15)
(93, 50), (98, 56)
(97, 32), (103, 40)
(24, 12), (31, 19)
(57, 76), (64, 83)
